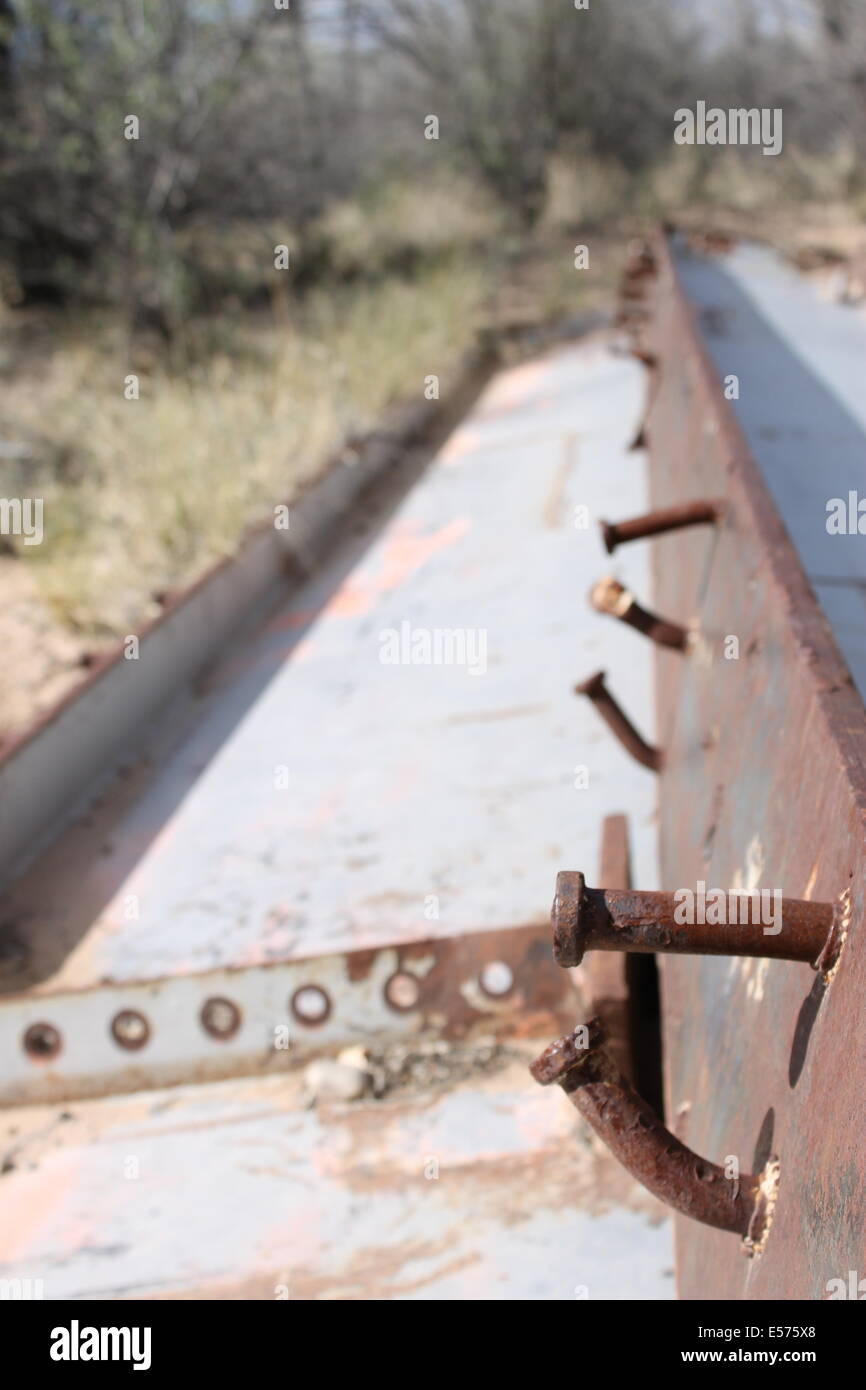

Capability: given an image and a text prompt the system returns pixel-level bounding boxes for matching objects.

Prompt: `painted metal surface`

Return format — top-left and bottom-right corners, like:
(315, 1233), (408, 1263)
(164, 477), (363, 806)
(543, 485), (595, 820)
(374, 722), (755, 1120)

(0, 351), (491, 890)
(646, 231), (866, 1299)
(673, 240), (866, 701)
(0, 923), (572, 1105)
(0, 1061), (672, 1301)
(2, 337), (658, 1000)
(1, 333), (671, 1297)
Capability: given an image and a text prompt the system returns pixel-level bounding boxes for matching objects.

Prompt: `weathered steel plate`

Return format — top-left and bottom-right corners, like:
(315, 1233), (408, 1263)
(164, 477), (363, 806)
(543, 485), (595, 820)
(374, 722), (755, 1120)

(646, 231), (866, 1299)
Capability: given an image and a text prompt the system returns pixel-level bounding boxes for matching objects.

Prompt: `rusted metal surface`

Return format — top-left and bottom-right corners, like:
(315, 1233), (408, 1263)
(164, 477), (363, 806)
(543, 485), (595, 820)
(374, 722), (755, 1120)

(531, 1019), (778, 1246)
(589, 576), (687, 651)
(577, 815), (634, 1082)
(645, 228), (866, 1298)
(551, 872), (838, 968)
(616, 244), (659, 450)
(575, 669), (662, 771)
(600, 500), (720, 555)
(616, 239), (658, 324)
(574, 817), (664, 1111)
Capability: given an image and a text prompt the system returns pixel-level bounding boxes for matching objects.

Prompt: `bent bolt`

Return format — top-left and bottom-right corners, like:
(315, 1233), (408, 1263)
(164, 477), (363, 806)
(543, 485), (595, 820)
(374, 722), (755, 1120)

(574, 670), (662, 772)
(531, 1019), (779, 1250)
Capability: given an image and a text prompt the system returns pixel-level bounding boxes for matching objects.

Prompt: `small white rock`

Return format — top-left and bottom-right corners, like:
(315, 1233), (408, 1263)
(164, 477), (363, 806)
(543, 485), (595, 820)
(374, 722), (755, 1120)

(304, 1059), (370, 1104)
(337, 1044), (370, 1071)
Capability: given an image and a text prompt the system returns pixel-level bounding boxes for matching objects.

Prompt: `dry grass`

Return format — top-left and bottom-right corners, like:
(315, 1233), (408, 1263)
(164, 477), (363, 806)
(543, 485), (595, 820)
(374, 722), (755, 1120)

(0, 257), (492, 638)
(0, 171), (605, 733)
(0, 172), (605, 652)
(4, 160), (863, 651)
(317, 178), (505, 277)
(636, 143), (866, 262)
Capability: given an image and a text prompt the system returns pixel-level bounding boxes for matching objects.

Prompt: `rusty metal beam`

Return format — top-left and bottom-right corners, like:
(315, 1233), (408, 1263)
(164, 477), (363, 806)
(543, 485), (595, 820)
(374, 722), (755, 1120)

(645, 228), (866, 1299)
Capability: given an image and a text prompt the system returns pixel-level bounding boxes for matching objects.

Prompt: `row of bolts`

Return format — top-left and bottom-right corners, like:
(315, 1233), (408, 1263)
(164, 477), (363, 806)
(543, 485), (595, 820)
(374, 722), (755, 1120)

(528, 471), (844, 1253)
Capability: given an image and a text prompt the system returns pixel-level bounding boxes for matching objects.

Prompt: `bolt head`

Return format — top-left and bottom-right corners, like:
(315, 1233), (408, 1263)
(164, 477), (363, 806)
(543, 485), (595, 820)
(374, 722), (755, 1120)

(530, 1017), (604, 1085)
(552, 870), (590, 967)
(574, 669), (606, 700)
(590, 576), (630, 617)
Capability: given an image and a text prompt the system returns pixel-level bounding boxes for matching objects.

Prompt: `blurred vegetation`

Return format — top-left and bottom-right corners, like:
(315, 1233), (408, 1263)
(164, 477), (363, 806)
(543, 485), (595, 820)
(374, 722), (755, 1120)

(2, 0), (866, 695)
(5, 253), (492, 632)
(3, 0), (864, 324)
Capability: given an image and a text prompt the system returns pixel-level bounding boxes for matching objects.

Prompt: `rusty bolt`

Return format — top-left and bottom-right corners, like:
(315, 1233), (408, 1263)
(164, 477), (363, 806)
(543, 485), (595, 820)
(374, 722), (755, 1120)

(530, 1019), (778, 1249)
(575, 670), (661, 772)
(551, 870), (840, 969)
(589, 576), (687, 652)
(600, 500), (720, 554)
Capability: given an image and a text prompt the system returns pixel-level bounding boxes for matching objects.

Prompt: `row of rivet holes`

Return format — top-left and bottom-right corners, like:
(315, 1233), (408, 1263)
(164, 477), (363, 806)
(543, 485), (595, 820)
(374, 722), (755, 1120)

(19, 960), (516, 1062)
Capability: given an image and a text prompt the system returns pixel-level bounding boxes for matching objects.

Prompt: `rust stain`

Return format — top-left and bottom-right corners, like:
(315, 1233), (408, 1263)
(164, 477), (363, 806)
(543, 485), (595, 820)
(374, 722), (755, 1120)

(345, 949), (378, 983)
(438, 426), (484, 466)
(445, 703), (548, 725)
(475, 359), (549, 418)
(308, 789), (343, 830)
(290, 1239), (481, 1302)
(0, 1148), (84, 1262)
(384, 758), (425, 806)
(286, 516), (471, 625)
(543, 435), (577, 529)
